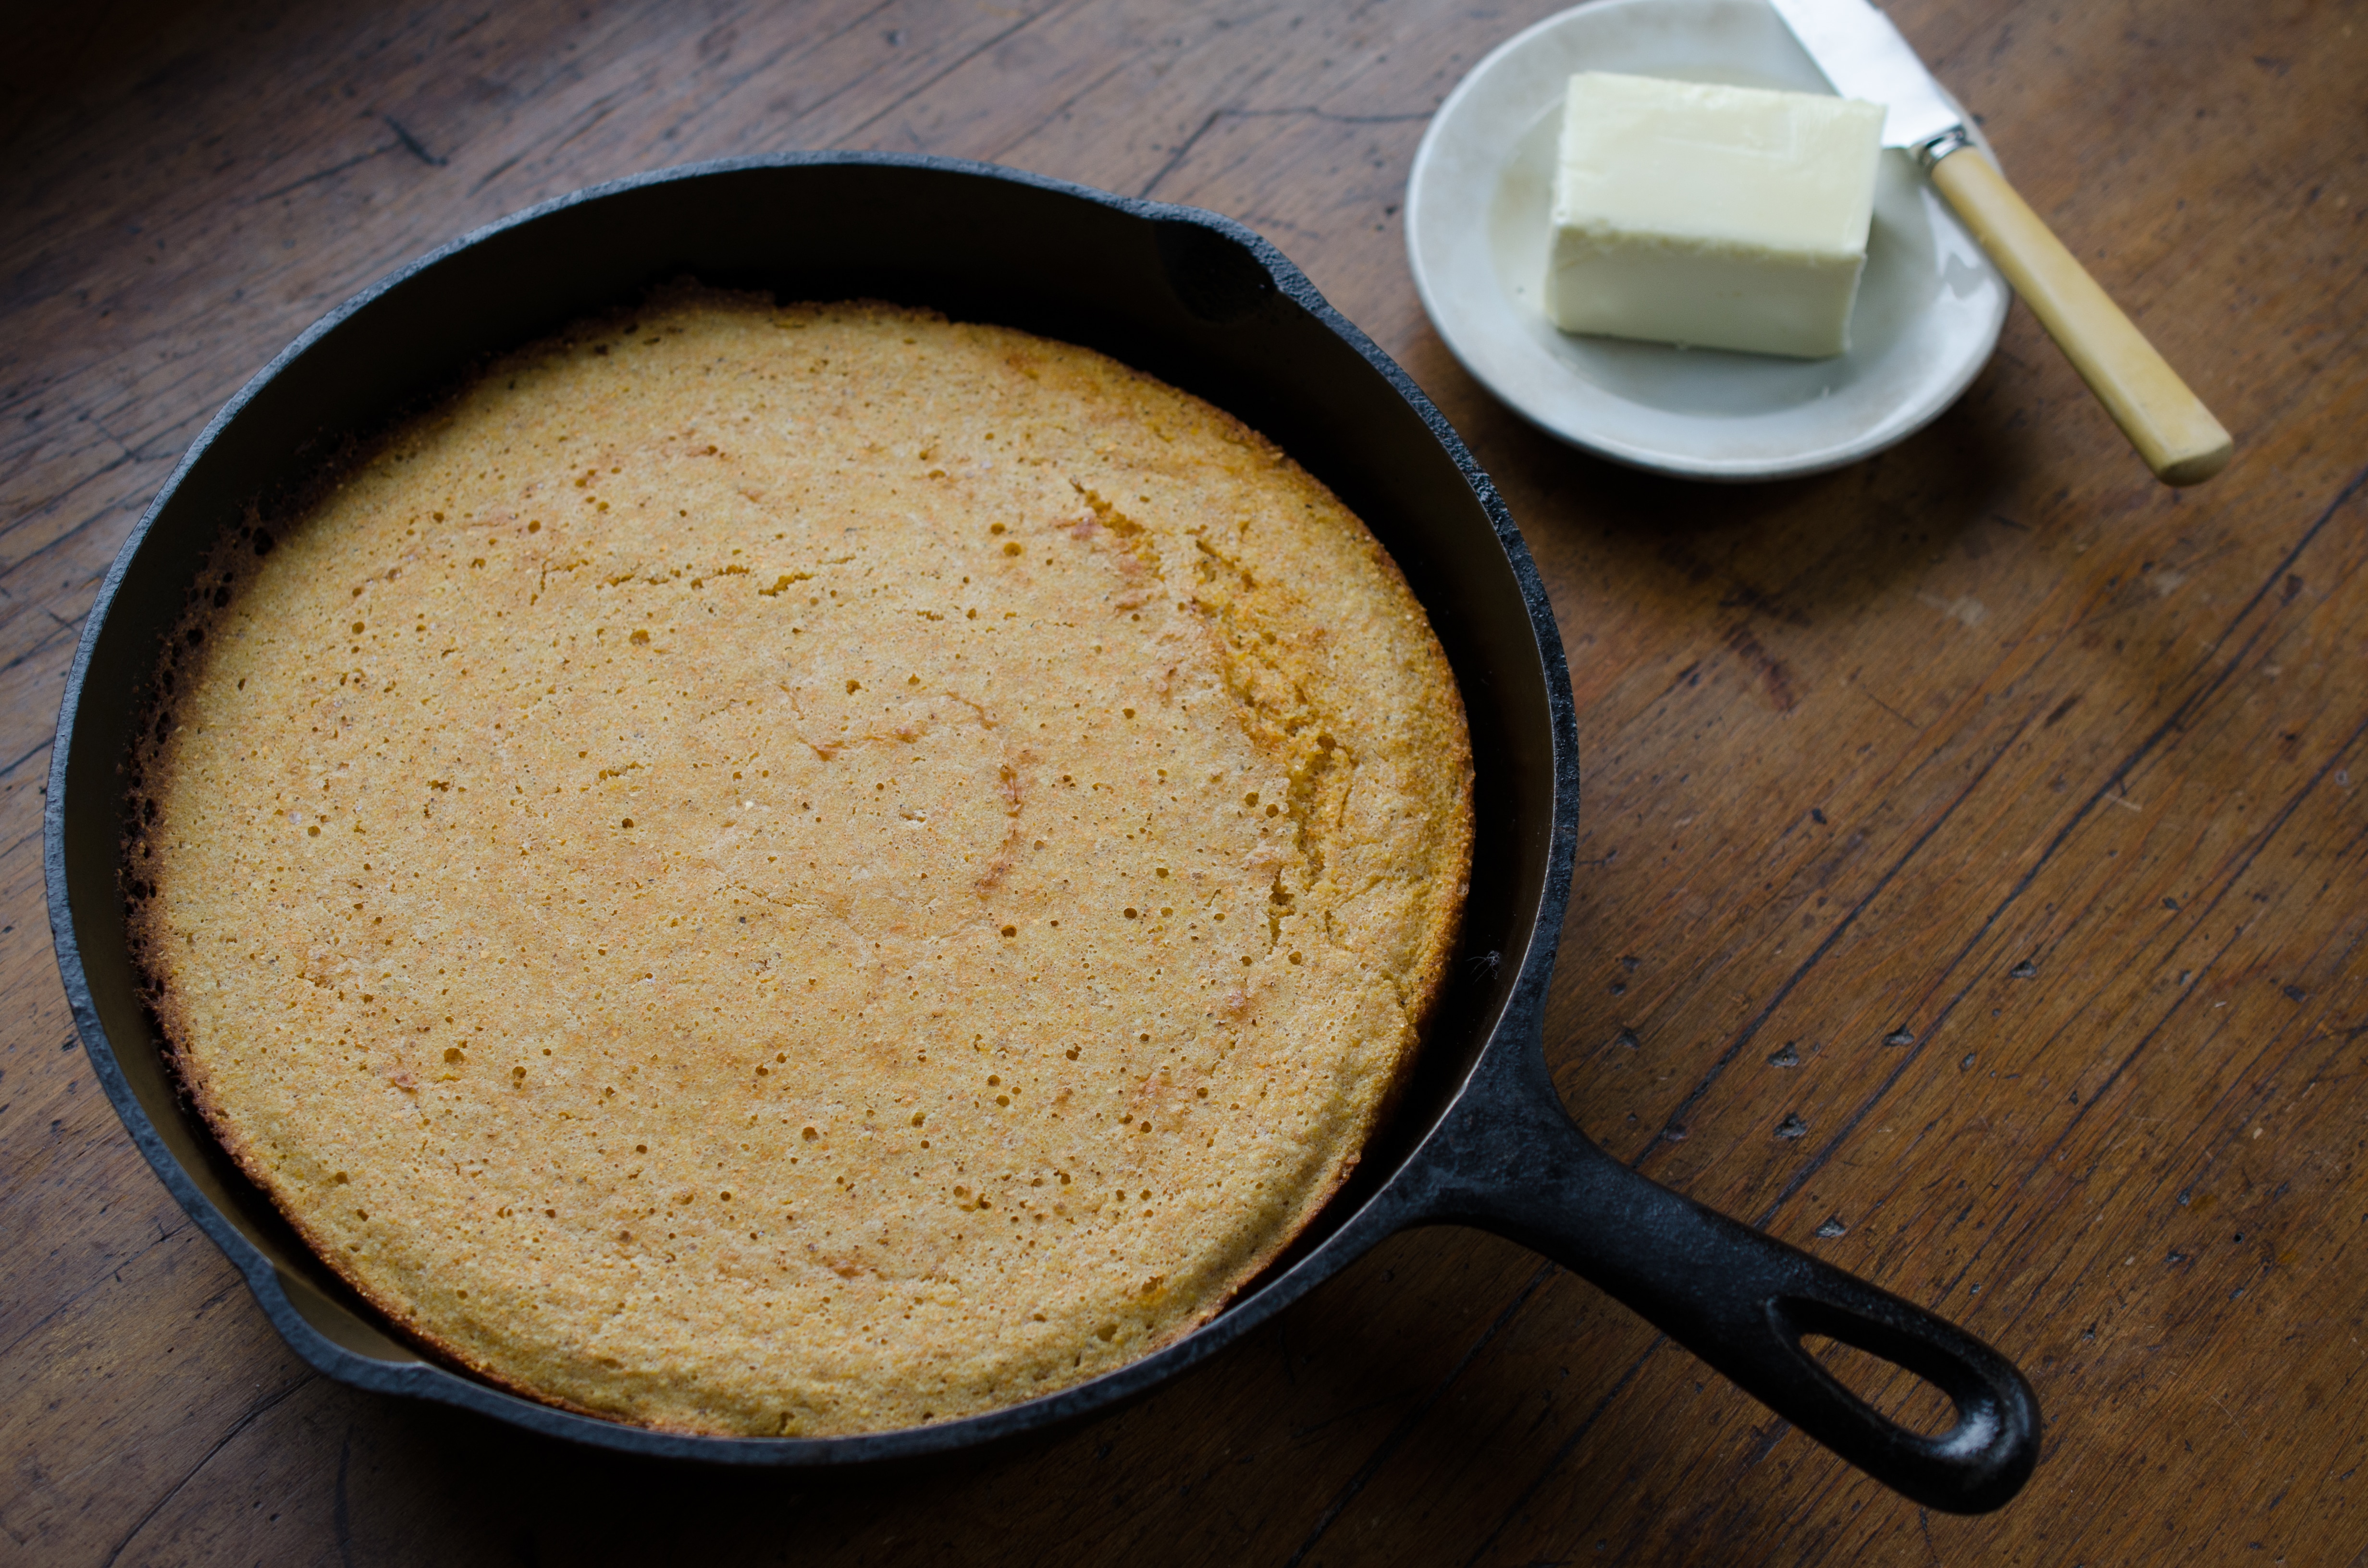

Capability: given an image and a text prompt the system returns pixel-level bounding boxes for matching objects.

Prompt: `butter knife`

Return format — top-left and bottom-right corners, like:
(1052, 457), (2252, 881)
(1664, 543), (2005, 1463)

(1769, 0), (2232, 485)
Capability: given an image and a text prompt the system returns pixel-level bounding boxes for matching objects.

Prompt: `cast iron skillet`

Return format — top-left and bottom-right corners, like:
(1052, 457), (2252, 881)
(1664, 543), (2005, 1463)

(45, 153), (2038, 1511)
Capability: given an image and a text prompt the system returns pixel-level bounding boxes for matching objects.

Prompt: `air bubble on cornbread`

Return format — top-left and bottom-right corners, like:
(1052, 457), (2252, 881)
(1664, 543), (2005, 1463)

(128, 285), (1470, 1440)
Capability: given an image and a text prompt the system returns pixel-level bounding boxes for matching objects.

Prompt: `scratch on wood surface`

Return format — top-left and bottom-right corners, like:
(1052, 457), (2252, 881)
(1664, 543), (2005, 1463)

(99, 1373), (316, 1567)
(1858, 683), (1916, 727)
(1138, 105), (1431, 198)
(377, 114), (448, 167)
(247, 145), (393, 204)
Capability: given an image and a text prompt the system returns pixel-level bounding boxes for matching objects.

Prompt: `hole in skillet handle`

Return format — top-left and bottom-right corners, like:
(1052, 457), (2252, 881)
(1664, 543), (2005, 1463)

(1501, 1170), (2038, 1511)
(1792, 1332), (1956, 1436)
(1763, 1291), (2031, 1507)
(1153, 218), (1279, 324)
(1409, 1044), (2040, 1514)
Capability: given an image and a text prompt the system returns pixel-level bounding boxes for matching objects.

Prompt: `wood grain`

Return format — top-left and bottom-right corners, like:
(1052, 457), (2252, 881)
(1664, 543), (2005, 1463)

(4, 0), (2363, 1562)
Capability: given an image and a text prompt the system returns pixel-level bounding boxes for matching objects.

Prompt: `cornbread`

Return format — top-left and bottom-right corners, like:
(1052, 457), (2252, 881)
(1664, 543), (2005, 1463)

(126, 289), (1473, 1436)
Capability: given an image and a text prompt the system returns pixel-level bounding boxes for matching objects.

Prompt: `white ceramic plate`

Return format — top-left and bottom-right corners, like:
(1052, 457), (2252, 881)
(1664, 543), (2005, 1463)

(1405, 0), (2010, 481)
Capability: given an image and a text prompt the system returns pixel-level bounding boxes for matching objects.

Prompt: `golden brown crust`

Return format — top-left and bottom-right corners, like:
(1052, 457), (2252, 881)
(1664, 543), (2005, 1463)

(129, 289), (1473, 1435)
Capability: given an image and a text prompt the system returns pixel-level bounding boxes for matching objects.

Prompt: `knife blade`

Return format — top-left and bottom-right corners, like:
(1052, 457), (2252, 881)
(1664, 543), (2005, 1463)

(1768, 0), (2232, 485)
(1766, 0), (1961, 152)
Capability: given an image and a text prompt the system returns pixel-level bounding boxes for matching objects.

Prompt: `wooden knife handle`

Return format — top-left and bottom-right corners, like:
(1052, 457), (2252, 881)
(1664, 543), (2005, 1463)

(1931, 147), (2232, 486)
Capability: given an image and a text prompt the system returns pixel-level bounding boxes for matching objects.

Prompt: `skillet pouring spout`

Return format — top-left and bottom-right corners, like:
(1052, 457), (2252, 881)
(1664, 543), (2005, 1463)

(1394, 1026), (2041, 1515)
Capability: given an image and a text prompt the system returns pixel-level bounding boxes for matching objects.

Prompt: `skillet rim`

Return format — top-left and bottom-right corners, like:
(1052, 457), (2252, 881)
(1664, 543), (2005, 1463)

(44, 148), (1583, 1464)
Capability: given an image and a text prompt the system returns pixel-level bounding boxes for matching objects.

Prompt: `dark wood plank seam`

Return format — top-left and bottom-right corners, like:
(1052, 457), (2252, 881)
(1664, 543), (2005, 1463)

(1928, 750), (2368, 1308)
(1775, 829), (2368, 1556)
(1280, 1260), (1559, 1568)
(10, 401), (310, 591)
(1756, 1403), (1933, 1565)
(649, 0), (910, 148)
(1454, 1336), (1667, 1568)
(344, 17), (611, 199)
(440, 8), (493, 47)
(0, 501), (145, 592)
(1622, 699), (2042, 1172)
(468, 148), (531, 197)
(1973, 939), (2353, 1337)
(1138, 109), (1231, 200)
(2147, 462), (2368, 729)
(1286, 1388), (1420, 1446)
(97, 1370), (316, 1568)
(2021, 719), (2368, 1137)
(0, 1217), (193, 1367)
(0, 822), (45, 864)
(99, 363), (263, 460)
(246, 145), (399, 207)
(1731, 462), (2368, 1218)
(0, 735), (54, 782)
(0, 619), (74, 680)
(0, 368), (149, 438)
(1758, 744), (2340, 1236)
(533, 99), (625, 169)
(0, 429), (138, 506)
(987, 55), (1154, 165)
(1936, 925), (2250, 1305)
(1451, 426), (2368, 1560)
(830, 3), (1080, 152)
(333, 1424), (357, 1568)
(118, 394), (230, 469)
(1764, 723), (2368, 1446)
(1754, 682), (2368, 1292)
(447, 28), (676, 197)
(1138, 106), (1431, 200)
(1858, 684), (1918, 729)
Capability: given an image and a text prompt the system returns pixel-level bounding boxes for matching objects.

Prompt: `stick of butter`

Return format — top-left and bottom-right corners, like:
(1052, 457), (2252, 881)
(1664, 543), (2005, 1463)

(1544, 72), (1885, 359)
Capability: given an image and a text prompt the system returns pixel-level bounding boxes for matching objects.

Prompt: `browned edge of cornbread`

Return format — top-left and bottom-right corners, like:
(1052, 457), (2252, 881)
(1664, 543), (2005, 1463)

(120, 287), (1476, 1433)
(119, 303), (679, 1424)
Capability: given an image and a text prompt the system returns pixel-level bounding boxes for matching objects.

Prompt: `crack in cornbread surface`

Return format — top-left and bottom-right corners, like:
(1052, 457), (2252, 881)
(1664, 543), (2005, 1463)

(129, 290), (1473, 1436)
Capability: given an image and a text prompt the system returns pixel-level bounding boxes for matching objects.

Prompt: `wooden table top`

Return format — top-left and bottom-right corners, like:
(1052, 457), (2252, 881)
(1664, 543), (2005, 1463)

(5, 0), (2360, 1562)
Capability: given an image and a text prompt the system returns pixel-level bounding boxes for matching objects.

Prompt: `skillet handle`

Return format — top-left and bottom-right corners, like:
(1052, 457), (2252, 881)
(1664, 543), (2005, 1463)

(1409, 1050), (2040, 1514)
